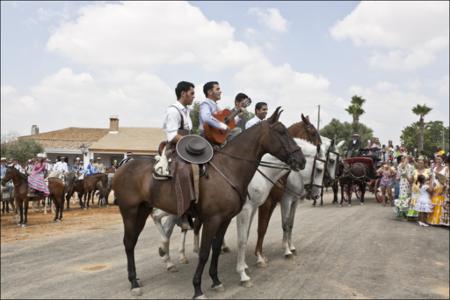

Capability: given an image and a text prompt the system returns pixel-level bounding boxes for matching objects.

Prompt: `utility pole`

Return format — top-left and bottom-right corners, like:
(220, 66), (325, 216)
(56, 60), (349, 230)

(443, 128), (446, 151)
(317, 105), (320, 131)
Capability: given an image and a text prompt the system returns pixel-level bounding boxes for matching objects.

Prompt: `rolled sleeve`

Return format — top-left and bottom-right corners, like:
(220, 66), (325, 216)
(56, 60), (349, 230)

(200, 102), (227, 130)
(163, 107), (181, 142)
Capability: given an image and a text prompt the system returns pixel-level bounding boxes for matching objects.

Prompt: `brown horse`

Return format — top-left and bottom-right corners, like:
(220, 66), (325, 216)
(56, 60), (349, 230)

(83, 173), (108, 208)
(253, 114), (322, 265)
(1, 167), (65, 225)
(65, 176), (86, 209)
(112, 108), (306, 299)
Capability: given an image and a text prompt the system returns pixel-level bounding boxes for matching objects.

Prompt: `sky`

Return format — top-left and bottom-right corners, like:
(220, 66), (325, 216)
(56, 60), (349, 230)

(1, 1), (449, 145)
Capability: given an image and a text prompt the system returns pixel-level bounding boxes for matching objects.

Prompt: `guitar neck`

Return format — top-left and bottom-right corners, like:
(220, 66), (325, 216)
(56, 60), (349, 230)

(224, 108), (240, 124)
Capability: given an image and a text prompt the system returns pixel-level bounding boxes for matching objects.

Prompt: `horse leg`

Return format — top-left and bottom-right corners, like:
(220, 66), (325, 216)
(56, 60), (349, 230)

(332, 180), (339, 204)
(360, 182), (366, 205)
(23, 199), (29, 227)
(51, 197), (56, 214)
(209, 218), (232, 293)
(280, 195), (294, 258)
(193, 218), (202, 254)
(152, 211), (178, 272)
(236, 202), (257, 286)
(287, 198), (299, 254)
(17, 200), (24, 225)
(60, 193), (64, 220)
(121, 204), (151, 296)
(192, 217), (222, 299)
(255, 196), (277, 267)
(179, 229), (189, 264)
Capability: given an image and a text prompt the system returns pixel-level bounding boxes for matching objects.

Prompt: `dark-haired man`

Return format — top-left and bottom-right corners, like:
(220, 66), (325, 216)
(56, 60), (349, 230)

(199, 81), (228, 137)
(160, 81), (196, 230)
(246, 102), (268, 129)
(234, 92), (251, 131)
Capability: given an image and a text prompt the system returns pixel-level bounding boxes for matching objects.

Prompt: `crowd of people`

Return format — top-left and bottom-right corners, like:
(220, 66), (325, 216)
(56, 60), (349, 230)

(390, 152), (449, 227)
(345, 133), (449, 227)
(0, 155), (118, 197)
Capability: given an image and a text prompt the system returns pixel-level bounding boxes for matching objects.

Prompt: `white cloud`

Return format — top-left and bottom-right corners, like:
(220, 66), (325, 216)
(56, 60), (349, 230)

(47, 1), (262, 71)
(248, 7), (288, 33)
(330, 1), (449, 70)
(1, 69), (174, 135)
(232, 58), (340, 126)
(4, 1), (335, 136)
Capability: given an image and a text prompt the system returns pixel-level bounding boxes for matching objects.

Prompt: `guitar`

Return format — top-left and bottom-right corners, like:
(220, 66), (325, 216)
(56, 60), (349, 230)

(204, 98), (252, 145)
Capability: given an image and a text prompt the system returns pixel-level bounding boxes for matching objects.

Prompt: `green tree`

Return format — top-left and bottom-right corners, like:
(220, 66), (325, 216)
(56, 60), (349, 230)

(0, 139), (44, 164)
(411, 104), (432, 153)
(190, 102), (201, 134)
(400, 120), (449, 157)
(345, 95), (366, 133)
(320, 118), (373, 154)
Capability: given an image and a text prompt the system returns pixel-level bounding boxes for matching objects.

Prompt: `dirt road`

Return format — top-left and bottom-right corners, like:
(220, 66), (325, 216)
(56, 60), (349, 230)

(1, 192), (449, 299)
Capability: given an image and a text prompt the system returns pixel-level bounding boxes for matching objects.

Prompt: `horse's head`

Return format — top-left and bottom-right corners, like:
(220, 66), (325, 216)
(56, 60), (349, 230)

(260, 107), (306, 171)
(288, 114), (322, 148)
(64, 172), (77, 200)
(2, 166), (16, 186)
(295, 138), (325, 200)
(320, 136), (339, 181)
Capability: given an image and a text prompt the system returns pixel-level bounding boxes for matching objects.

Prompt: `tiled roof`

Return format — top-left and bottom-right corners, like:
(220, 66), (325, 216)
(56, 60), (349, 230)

(19, 127), (109, 150)
(89, 127), (165, 154)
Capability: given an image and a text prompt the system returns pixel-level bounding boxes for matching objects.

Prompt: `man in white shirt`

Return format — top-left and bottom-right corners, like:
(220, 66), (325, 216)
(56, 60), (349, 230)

(246, 102), (268, 129)
(160, 81), (196, 230)
(50, 156), (68, 179)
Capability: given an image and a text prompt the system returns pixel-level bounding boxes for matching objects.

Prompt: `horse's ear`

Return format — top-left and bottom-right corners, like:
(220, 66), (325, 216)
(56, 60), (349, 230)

(301, 113), (309, 124)
(268, 106), (282, 123)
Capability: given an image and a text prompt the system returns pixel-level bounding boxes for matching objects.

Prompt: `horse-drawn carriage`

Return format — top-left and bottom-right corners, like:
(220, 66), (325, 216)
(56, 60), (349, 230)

(339, 148), (384, 205)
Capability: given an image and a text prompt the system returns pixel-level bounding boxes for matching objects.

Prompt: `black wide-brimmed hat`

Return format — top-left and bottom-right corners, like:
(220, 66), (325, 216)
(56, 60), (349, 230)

(176, 135), (213, 164)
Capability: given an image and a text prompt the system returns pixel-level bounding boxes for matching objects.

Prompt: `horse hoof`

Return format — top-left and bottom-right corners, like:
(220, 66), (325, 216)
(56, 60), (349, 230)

(194, 294), (208, 299)
(284, 253), (293, 259)
(240, 280), (253, 288)
(211, 283), (225, 292)
(256, 260), (267, 268)
(131, 287), (142, 296)
(179, 257), (189, 264)
(290, 249), (297, 255)
(158, 247), (166, 257)
(167, 265), (178, 273)
(17, 223), (22, 227)
(21, 224), (27, 228)
(221, 246), (230, 253)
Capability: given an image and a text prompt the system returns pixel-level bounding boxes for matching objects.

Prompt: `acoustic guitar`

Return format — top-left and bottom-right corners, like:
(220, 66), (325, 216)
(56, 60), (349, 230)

(204, 98), (252, 145)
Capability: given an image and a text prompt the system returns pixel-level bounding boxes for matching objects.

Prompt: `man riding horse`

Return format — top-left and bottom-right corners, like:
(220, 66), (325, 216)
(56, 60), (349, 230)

(156, 81), (203, 230)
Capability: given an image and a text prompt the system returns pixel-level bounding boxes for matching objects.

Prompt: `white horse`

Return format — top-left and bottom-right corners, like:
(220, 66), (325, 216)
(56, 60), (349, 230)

(236, 138), (328, 286)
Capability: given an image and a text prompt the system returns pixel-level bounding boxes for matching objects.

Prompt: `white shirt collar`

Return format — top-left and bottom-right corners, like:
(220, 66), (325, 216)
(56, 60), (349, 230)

(173, 101), (189, 111)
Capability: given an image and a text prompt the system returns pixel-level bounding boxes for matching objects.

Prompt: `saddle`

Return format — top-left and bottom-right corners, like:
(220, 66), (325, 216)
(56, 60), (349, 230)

(27, 188), (46, 198)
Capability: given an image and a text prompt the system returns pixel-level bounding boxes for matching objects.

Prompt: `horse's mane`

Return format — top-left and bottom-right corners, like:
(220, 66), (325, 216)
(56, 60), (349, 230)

(220, 120), (265, 149)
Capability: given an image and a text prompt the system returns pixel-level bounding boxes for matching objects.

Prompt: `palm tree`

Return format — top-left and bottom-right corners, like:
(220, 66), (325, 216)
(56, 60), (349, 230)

(345, 95), (366, 133)
(412, 104), (432, 153)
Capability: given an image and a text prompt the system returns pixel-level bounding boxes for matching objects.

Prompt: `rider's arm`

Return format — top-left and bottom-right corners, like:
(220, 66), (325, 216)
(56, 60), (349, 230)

(199, 102), (228, 130)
